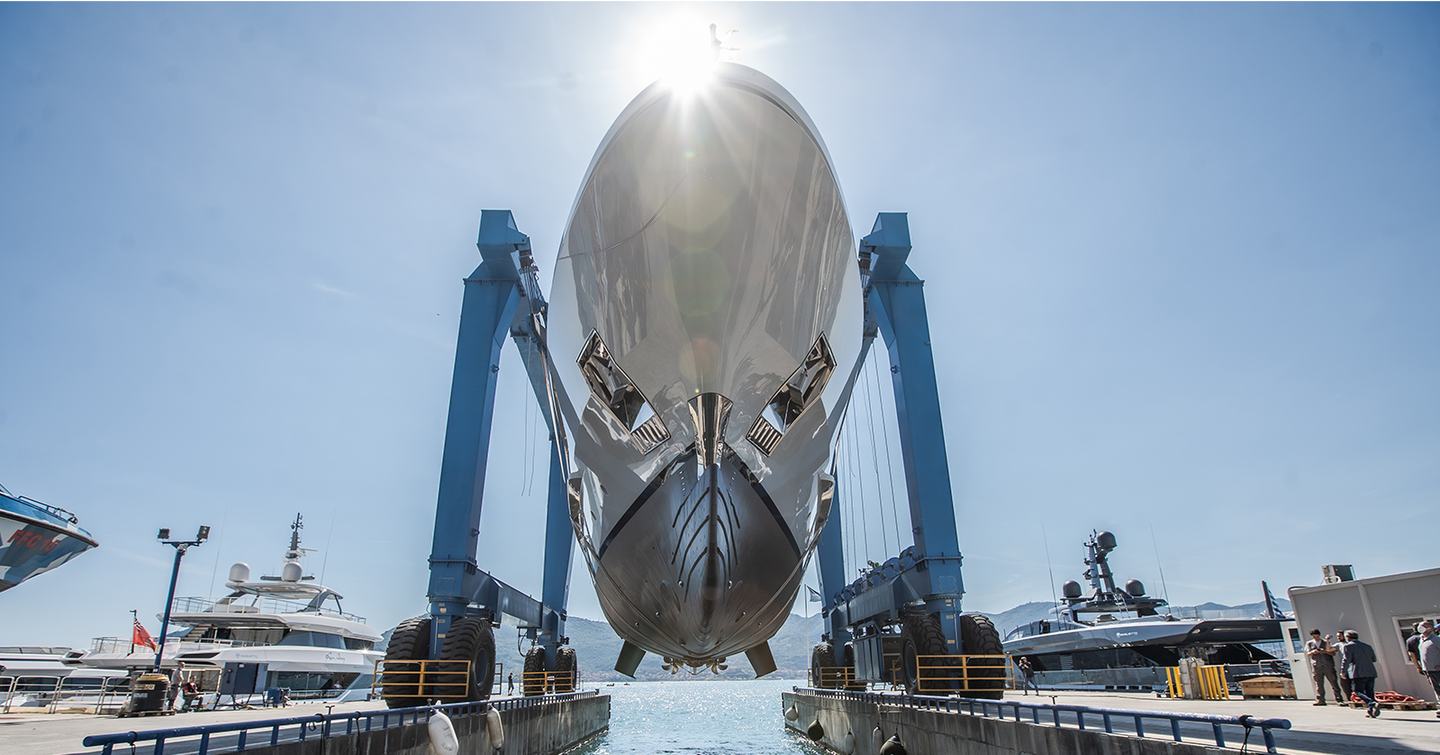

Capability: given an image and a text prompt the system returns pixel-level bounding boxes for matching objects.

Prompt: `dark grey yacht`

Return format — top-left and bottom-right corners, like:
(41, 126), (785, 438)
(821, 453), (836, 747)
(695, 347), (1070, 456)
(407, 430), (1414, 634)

(1003, 531), (1285, 691)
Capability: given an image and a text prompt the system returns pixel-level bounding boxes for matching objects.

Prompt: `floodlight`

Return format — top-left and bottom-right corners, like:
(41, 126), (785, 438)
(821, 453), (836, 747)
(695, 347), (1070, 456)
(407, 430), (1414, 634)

(157, 528), (171, 540)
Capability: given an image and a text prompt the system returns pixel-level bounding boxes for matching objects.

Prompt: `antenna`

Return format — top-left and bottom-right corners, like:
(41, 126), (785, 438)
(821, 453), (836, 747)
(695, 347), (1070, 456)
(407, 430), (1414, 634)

(1148, 524), (1172, 614)
(1041, 525), (1061, 621)
(285, 513), (314, 561)
(319, 516), (337, 584)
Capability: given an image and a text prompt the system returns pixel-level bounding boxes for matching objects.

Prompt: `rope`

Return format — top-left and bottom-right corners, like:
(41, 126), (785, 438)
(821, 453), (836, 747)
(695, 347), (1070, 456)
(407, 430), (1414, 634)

(839, 413), (856, 578)
(847, 400), (871, 568)
(860, 351), (891, 559)
(522, 342), (534, 496)
(869, 352), (905, 551)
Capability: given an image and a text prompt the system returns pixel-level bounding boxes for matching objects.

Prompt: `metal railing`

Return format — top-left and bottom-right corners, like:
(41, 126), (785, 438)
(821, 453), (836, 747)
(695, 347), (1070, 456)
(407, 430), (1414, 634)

(809, 666), (864, 690)
(797, 687), (1292, 754)
(87, 636), (263, 655)
(81, 690), (599, 755)
(916, 654), (1009, 694)
(521, 669), (576, 695)
(373, 659), (472, 701)
(168, 596), (365, 622)
(0, 675), (129, 714)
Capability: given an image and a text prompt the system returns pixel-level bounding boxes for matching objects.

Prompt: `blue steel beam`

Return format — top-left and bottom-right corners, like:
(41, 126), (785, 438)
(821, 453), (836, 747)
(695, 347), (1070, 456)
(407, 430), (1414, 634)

(426, 210), (574, 655)
(861, 212), (966, 649)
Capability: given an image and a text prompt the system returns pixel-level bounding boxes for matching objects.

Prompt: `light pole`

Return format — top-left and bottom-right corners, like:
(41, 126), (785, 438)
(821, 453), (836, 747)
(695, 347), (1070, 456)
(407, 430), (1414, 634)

(153, 525), (210, 671)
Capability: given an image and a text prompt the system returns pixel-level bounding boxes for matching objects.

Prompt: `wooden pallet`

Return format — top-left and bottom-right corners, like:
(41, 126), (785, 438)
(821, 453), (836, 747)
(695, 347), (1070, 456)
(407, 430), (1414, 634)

(117, 709), (177, 718)
(1346, 700), (1435, 711)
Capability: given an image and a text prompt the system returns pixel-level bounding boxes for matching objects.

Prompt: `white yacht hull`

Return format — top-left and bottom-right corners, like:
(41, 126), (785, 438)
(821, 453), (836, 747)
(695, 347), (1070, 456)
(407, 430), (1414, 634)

(548, 64), (864, 666)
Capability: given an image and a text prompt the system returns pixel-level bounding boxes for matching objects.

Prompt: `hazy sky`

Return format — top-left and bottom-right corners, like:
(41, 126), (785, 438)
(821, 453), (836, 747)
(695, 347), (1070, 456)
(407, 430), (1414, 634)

(2, 3), (1437, 648)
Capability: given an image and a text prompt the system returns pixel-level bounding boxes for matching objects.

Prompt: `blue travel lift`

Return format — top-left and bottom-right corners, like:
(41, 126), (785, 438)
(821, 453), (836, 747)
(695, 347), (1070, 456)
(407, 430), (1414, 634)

(809, 213), (1004, 698)
(380, 210), (579, 706)
(383, 209), (996, 705)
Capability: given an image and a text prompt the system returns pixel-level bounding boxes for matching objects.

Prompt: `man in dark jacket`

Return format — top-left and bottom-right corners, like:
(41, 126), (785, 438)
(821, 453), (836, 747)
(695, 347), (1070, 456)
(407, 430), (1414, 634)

(1339, 630), (1381, 718)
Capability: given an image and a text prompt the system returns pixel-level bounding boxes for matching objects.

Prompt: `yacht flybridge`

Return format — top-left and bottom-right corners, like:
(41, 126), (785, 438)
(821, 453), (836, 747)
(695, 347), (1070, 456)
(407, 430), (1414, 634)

(67, 515), (380, 701)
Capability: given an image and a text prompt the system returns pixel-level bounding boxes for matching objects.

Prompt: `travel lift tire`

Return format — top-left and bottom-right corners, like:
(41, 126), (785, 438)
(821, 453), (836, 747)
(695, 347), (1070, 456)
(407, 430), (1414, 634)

(522, 645), (547, 696)
(958, 612), (1005, 700)
(809, 642), (835, 689)
(441, 616), (497, 702)
(902, 609), (950, 695)
(552, 646), (578, 693)
(841, 643), (867, 691)
(381, 615), (431, 709)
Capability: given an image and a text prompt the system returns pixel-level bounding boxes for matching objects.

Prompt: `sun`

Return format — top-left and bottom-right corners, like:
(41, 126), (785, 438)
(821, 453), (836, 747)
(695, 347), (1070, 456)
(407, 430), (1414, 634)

(630, 14), (719, 96)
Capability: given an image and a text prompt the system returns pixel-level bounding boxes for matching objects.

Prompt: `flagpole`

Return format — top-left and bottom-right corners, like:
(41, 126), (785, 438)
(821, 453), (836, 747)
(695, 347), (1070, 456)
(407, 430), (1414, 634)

(130, 609), (137, 655)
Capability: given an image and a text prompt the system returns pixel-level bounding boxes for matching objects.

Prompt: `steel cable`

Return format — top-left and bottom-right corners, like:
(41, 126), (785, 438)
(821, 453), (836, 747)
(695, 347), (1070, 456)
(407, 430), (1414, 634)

(869, 352), (905, 551)
(860, 350), (891, 560)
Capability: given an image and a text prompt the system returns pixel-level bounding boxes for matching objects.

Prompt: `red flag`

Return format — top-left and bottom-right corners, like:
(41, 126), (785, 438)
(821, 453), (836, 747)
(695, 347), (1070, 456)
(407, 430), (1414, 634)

(133, 618), (158, 651)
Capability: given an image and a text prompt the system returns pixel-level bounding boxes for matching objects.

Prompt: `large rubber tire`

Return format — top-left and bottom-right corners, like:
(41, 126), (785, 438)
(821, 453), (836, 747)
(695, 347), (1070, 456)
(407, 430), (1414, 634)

(552, 647), (578, 693)
(809, 642), (834, 688)
(841, 643), (866, 691)
(440, 616), (497, 702)
(897, 635), (919, 695)
(903, 609), (951, 694)
(959, 613), (1006, 700)
(522, 646), (547, 696)
(381, 615), (431, 709)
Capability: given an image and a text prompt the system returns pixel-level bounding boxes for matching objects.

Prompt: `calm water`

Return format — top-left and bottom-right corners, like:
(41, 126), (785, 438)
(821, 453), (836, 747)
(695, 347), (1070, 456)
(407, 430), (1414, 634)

(571, 679), (827, 754)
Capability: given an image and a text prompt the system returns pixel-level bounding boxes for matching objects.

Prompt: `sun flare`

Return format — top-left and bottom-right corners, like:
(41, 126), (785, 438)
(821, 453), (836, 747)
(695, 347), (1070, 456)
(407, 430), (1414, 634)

(630, 15), (719, 96)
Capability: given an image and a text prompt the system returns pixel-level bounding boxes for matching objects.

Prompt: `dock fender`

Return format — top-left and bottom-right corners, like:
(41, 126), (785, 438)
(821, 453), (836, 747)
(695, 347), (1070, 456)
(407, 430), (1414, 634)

(485, 706), (505, 749)
(745, 641), (777, 678)
(427, 711), (459, 755)
(838, 730), (855, 754)
(879, 734), (907, 755)
(806, 718), (825, 741)
(783, 702), (799, 721)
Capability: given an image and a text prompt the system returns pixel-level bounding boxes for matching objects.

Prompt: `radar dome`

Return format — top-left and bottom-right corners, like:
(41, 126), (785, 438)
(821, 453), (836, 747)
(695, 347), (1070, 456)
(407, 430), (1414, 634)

(1096, 531), (1117, 550)
(1125, 579), (1147, 597)
(281, 560), (304, 582)
(1062, 580), (1083, 599)
(227, 562), (251, 584)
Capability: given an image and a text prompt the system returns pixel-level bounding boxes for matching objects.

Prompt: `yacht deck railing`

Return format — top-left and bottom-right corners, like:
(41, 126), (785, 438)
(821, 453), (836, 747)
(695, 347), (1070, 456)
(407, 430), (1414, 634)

(87, 637), (264, 656)
(168, 596), (365, 623)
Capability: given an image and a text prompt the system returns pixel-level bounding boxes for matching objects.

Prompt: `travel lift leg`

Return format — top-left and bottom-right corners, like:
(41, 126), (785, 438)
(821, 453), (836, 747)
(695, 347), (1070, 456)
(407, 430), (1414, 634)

(382, 210), (577, 707)
(811, 213), (1003, 697)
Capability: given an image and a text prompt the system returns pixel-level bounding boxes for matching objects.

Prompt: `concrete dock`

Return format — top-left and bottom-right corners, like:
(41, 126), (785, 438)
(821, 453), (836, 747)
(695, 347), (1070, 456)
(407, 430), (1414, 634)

(0, 692), (610, 755)
(783, 688), (1440, 754)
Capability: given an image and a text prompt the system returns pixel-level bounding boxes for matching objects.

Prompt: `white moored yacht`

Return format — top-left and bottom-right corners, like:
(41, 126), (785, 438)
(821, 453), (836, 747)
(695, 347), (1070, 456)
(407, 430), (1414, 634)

(67, 515), (381, 702)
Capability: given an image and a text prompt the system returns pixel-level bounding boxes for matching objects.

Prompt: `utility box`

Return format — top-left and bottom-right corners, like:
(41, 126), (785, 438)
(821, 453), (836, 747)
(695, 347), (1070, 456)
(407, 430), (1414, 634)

(219, 662), (267, 698)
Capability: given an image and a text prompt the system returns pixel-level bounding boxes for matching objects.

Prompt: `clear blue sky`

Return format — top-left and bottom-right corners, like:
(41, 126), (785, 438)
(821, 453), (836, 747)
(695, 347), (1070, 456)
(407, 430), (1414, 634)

(2, 3), (1436, 648)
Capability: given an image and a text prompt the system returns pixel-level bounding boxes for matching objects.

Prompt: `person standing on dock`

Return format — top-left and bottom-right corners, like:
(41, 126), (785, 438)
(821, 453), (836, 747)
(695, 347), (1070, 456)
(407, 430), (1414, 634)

(1415, 620), (1440, 718)
(1016, 657), (1038, 695)
(1306, 629), (1343, 705)
(1334, 629), (1353, 704)
(1339, 630), (1381, 717)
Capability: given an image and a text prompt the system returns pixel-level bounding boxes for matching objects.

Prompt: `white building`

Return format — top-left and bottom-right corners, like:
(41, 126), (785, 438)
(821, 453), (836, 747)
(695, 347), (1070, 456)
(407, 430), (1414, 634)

(1287, 566), (1440, 701)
